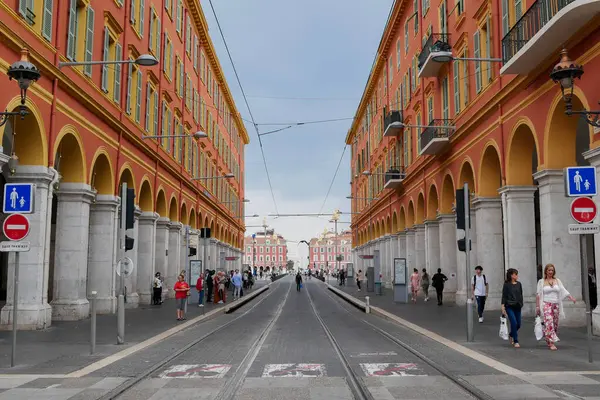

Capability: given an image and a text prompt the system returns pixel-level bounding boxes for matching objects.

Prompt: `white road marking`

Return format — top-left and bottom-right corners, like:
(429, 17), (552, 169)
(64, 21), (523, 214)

(262, 363), (326, 378)
(350, 351), (398, 357)
(159, 364), (231, 379)
(553, 389), (585, 399)
(359, 363), (426, 377)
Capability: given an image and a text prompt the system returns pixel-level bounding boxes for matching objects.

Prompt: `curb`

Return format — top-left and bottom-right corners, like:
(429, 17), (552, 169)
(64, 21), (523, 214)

(326, 284), (369, 313)
(224, 284), (270, 314)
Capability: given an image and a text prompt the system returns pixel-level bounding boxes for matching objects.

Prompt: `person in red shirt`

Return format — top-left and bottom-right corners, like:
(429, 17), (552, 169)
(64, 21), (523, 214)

(174, 274), (190, 321)
(196, 273), (204, 307)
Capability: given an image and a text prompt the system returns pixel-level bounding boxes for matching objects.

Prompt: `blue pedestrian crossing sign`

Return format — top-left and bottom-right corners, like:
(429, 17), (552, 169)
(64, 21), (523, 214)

(3, 183), (34, 214)
(565, 166), (597, 197)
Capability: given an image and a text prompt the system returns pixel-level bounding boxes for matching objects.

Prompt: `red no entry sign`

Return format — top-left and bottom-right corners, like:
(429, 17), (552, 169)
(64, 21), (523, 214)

(3, 213), (30, 241)
(570, 197), (597, 224)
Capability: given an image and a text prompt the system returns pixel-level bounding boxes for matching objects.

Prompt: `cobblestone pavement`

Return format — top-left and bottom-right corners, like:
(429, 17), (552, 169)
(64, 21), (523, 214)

(1, 277), (599, 399)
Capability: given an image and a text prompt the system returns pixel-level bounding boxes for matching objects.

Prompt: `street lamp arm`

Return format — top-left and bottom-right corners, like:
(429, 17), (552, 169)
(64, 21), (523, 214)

(142, 134), (194, 139)
(451, 57), (503, 62)
(58, 59), (135, 68)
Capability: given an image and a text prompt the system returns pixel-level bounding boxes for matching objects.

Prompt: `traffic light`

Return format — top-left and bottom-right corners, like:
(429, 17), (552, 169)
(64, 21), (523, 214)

(189, 247), (197, 257)
(125, 235), (134, 251)
(455, 188), (470, 230)
(457, 238), (472, 252)
(125, 188), (135, 230)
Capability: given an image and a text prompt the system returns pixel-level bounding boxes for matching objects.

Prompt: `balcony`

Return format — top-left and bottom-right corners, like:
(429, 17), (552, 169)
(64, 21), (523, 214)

(383, 110), (404, 137)
(501, 0), (600, 75)
(419, 119), (455, 156)
(384, 166), (406, 190)
(418, 33), (452, 78)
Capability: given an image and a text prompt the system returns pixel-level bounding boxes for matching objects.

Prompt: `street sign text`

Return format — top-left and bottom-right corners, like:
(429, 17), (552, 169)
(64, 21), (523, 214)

(568, 224), (600, 235)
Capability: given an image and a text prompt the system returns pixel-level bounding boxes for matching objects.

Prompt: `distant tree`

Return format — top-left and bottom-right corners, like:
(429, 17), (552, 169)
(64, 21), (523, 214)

(286, 259), (294, 271)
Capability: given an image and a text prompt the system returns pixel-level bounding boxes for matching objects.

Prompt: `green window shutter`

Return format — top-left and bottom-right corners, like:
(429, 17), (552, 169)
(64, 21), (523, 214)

(148, 9), (154, 51)
(153, 91), (159, 135)
(139, 0), (145, 37)
(130, 0), (135, 24)
(126, 62), (133, 114)
(486, 16), (492, 81)
(515, 0), (522, 19)
(67, 0), (77, 60)
(474, 31), (481, 93)
(161, 102), (166, 147)
(101, 27), (109, 92)
(135, 70), (142, 122)
(179, 61), (184, 95)
(84, 6), (95, 76)
(176, 0), (181, 33)
(163, 34), (168, 72)
(114, 42), (122, 104)
(42, 0), (53, 41)
(463, 58), (469, 105)
(501, 0), (509, 36)
(145, 83), (151, 131)
(193, 36), (198, 70)
(453, 61), (460, 114)
(167, 110), (172, 152)
(19, 0), (27, 17)
(156, 18), (161, 61)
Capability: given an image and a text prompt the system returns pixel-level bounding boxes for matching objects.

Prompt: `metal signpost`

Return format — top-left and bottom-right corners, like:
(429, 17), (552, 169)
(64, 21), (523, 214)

(456, 183), (473, 342)
(565, 166), (596, 363)
(1, 211), (32, 367)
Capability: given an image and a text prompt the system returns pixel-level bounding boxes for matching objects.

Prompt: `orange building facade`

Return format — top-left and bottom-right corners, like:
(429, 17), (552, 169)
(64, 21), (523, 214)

(348, 0), (600, 328)
(0, 0), (248, 329)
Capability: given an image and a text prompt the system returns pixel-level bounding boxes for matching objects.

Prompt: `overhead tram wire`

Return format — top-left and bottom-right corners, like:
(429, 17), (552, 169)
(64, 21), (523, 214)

(318, 144), (348, 215)
(207, 0), (279, 215)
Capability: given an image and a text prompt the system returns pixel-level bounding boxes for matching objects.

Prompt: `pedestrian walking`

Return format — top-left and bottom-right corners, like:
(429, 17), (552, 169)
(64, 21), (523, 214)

(589, 267), (597, 311)
(501, 268), (523, 348)
(472, 266), (488, 322)
(432, 268), (448, 305)
(153, 272), (163, 305)
(196, 273), (204, 307)
(536, 264), (576, 351)
(356, 269), (364, 291)
(410, 268), (420, 303)
(421, 268), (430, 302)
(296, 271), (303, 291)
(206, 270), (214, 303)
(174, 274), (190, 321)
(232, 269), (242, 300)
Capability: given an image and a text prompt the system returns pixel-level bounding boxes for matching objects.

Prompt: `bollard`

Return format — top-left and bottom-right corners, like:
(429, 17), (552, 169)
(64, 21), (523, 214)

(365, 296), (370, 314)
(117, 295), (125, 344)
(90, 291), (97, 354)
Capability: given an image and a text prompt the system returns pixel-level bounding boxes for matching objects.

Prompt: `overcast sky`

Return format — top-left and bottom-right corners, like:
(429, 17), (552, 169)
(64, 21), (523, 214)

(204, 0), (393, 263)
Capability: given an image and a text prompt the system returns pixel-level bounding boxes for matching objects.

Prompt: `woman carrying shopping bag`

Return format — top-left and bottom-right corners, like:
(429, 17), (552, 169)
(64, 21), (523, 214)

(501, 268), (523, 348)
(536, 264), (576, 351)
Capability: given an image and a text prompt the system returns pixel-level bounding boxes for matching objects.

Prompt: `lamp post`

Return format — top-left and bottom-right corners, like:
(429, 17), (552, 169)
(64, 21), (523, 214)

(330, 209), (341, 284)
(550, 49), (600, 127)
(58, 54), (159, 69)
(142, 131), (208, 140)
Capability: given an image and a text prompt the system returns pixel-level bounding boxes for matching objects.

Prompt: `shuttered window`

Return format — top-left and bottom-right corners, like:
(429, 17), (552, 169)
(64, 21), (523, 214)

(84, 6), (94, 76)
(130, 0), (135, 24)
(101, 27), (109, 92)
(139, 0), (145, 37)
(153, 91), (159, 135)
(135, 70), (142, 122)
(67, 0), (77, 60)
(114, 43), (122, 104)
(501, 0), (509, 35)
(453, 61), (460, 114)
(145, 82), (151, 132)
(474, 31), (481, 94)
(126, 62), (133, 114)
(176, 0), (182, 33)
(42, 0), (53, 41)
(442, 77), (449, 120)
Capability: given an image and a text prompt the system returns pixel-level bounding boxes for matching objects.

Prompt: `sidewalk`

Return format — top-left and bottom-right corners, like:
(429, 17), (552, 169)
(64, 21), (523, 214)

(0, 280), (267, 375)
(336, 283), (600, 372)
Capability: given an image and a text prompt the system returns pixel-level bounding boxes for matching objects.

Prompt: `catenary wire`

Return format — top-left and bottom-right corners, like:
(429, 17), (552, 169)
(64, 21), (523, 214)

(207, 0), (279, 215)
(318, 145), (348, 216)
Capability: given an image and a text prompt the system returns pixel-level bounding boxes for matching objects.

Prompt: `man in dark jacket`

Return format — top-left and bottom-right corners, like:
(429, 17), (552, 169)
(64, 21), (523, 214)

(295, 272), (303, 291)
(432, 268), (448, 306)
(206, 271), (214, 303)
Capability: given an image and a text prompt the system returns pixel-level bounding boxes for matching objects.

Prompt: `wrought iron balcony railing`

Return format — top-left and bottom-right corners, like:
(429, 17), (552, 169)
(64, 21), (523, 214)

(418, 33), (451, 70)
(383, 109), (403, 137)
(419, 119), (455, 155)
(502, 0), (576, 63)
(384, 166), (406, 185)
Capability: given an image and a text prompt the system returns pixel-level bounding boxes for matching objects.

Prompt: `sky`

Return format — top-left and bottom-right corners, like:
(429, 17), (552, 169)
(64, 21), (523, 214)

(203, 0), (393, 264)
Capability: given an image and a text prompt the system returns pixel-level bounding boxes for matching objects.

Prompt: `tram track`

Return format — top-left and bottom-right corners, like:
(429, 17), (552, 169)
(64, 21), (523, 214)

(96, 279), (289, 400)
(316, 283), (494, 400)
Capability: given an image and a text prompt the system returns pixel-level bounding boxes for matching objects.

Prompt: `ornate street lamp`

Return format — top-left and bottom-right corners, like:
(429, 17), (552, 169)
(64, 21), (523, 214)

(550, 49), (600, 128)
(1, 49), (41, 127)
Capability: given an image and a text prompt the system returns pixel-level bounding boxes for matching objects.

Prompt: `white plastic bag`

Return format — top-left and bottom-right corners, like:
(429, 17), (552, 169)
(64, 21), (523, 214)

(534, 316), (543, 341)
(499, 316), (509, 340)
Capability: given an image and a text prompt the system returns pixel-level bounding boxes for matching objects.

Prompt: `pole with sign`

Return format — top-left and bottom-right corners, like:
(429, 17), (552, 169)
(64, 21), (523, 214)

(1, 212), (31, 368)
(565, 166), (596, 363)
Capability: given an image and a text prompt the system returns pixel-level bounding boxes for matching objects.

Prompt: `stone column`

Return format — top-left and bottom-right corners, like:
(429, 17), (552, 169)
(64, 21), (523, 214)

(534, 169), (586, 326)
(137, 212), (158, 304)
(87, 195), (119, 314)
(380, 235), (389, 287)
(456, 210), (478, 305)
(405, 228), (415, 273)
(425, 220), (440, 276)
(180, 226), (188, 278)
(499, 186), (538, 316)
(209, 238), (218, 271)
(414, 225), (426, 272)
(472, 198), (504, 310)
(438, 214), (457, 302)
(51, 183), (95, 320)
(583, 149), (600, 334)
(155, 217), (169, 297)
(390, 234), (399, 267)
(1, 165), (54, 330)
(123, 206), (142, 309)
(168, 222), (182, 292)
(397, 232), (406, 260)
